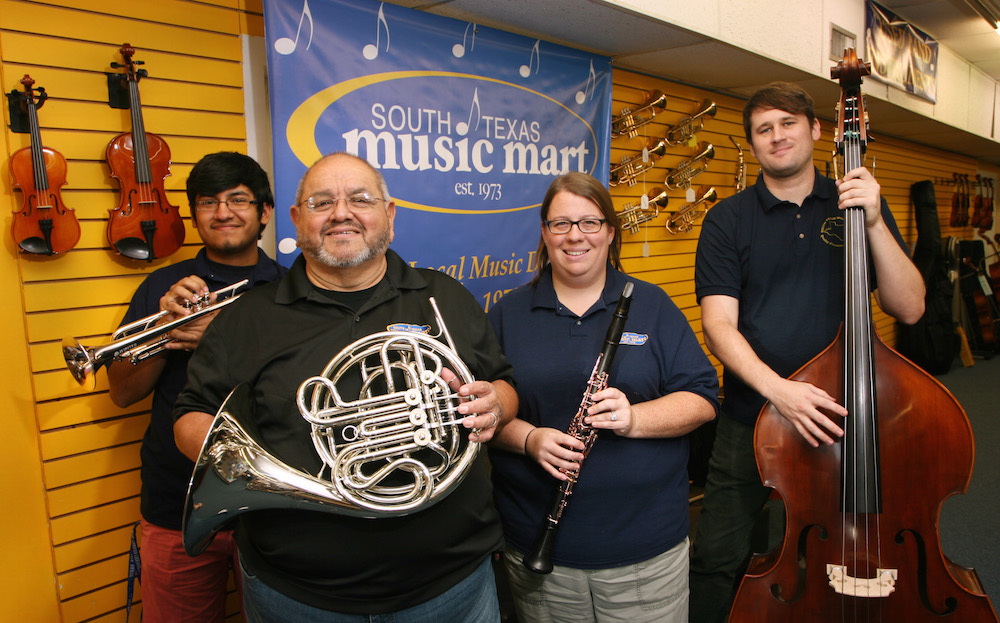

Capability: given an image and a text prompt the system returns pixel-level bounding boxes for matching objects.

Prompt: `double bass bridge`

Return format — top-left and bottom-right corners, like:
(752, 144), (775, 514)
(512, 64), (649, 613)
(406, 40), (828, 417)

(827, 564), (897, 598)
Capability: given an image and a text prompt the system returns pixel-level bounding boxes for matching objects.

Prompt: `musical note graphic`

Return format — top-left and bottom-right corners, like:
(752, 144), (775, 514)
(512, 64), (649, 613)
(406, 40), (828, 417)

(575, 60), (596, 104)
(519, 40), (540, 78)
(274, 0), (313, 56)
(453, 22), (476, 58)
(363, 3), (390, 60)
(456, 89), (481, 136)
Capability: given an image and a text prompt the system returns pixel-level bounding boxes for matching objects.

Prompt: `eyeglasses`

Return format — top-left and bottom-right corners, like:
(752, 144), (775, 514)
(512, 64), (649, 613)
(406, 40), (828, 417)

(303, 194), (386, 212)
(544, 218), (607, 234)
(194, 197), (259, 212)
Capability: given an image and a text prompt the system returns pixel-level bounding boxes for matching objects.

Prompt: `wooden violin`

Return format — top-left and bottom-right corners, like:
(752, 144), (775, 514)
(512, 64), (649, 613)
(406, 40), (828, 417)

(980, 229), (1000, 309)
(961, 257), (999, 351)
(728, 49), (999, 622)
(9, 75), (81, 255)
(106, 43), (184, 261)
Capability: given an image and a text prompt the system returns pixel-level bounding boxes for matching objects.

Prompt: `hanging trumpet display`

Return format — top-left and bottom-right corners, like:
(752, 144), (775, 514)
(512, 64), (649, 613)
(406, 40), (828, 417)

(611, 89), (667, 139)
(665, 185), (717, 234)
(664, 141), (715, 189)
(730, 136), (747, 192)
(609, 137), (668, 187)
(62, 280), (249, 390)
(664, 99), (716, 146)
(616, 187), (670, 234)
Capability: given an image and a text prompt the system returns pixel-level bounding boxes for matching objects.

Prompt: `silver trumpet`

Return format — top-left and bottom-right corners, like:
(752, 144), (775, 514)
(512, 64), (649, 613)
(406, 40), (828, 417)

(62, 280), (248, 390)
(609, 137), (668, 187)
(665, 141), (715, 189)
(616, 187), (670, 234)
(665, 99), (717, 146)
(665, 185), (717, 234)
(611, 90), (668, 139)
(182, 297), (479, 556)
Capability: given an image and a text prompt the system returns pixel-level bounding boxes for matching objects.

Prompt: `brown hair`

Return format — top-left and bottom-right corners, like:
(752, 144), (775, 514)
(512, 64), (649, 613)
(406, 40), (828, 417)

(531, 172), (622, 283)
(743, 81), (817, 142)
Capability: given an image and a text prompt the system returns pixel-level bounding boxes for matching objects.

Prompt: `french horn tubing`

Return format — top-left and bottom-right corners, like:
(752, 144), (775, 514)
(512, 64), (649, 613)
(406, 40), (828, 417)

(616, 187), (669, 234)
(609, 137), (668, 187)
(182, 297), (479, 556)
(611, 90), (667, 139)
(665, 99), (717, 146)
(665, 185), (717, 234)
(62, 280), (248, 390)
(664, 141), (715, 190)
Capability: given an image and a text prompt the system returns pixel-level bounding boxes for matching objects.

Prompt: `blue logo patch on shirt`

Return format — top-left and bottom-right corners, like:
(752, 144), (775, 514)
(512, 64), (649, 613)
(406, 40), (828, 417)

(619, 332), (648, 346)
(387, 323), (431, 334)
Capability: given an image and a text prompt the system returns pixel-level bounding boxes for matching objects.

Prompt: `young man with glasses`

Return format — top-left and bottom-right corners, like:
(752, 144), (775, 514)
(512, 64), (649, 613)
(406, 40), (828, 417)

(173, 152), (517, 622)
(107, 151), (287, 622)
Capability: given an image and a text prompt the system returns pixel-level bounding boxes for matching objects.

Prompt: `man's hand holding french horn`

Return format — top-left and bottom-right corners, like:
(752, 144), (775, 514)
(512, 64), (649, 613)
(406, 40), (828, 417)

(442, 368), (517, 444)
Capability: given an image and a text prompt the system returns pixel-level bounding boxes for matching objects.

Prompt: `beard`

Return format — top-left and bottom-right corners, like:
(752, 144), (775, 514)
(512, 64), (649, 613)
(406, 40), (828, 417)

(297, 220), (392, 269)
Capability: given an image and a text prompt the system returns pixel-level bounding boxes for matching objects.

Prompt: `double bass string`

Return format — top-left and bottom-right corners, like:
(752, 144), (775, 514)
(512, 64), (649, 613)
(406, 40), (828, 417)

(839, 86), (884, 615)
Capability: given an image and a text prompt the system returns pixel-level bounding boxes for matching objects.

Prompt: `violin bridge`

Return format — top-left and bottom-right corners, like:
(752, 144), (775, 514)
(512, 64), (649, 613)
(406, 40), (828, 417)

(826, 564), (897, 598)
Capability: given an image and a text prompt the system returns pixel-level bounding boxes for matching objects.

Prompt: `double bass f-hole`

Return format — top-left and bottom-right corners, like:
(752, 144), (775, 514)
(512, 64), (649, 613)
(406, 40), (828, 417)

(105, 43), (185, 262)
(727, 49), (1000, 622)
(9, 75), (81, 255)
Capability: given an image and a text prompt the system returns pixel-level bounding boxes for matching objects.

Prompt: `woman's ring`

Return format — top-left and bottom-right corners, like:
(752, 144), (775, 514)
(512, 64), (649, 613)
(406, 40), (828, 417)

(610, 410), (618, 422)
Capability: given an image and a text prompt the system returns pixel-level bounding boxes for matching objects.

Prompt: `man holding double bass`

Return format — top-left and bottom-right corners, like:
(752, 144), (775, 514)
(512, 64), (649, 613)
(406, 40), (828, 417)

(108, 152), (286, 622)
(689, 81), (925, 623)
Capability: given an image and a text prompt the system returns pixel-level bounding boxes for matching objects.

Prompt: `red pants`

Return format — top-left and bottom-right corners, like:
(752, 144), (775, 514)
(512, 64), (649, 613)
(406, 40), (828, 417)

(139, 520), (241, 623)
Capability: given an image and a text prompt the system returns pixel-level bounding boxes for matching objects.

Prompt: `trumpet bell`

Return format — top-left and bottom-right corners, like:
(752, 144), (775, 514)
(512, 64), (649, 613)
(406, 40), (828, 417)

(62, 337), (97, 390)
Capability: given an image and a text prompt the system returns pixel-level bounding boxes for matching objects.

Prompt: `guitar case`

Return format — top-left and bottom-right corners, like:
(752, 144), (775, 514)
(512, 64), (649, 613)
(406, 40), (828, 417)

(896, 180), (958, 373)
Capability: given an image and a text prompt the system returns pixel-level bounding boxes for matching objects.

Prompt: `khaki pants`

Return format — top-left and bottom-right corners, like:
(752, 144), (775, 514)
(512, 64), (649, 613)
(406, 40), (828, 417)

(502, 538), (689, 623)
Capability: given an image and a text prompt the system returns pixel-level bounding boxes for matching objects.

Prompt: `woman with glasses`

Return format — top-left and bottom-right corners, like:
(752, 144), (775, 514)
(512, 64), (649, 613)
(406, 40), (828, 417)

(487, 172), (719, 623)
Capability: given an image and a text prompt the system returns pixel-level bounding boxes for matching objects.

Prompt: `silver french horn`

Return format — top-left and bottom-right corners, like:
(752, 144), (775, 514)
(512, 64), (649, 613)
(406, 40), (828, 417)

(182, 298), (480, 556)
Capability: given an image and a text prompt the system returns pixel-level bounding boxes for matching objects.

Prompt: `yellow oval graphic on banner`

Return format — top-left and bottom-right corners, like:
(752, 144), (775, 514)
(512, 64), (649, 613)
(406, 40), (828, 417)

(285, 71), (597, 215)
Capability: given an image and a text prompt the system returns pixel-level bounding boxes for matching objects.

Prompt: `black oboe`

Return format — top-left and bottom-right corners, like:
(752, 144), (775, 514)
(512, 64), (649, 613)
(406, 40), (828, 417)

(522, 282), (634, 574)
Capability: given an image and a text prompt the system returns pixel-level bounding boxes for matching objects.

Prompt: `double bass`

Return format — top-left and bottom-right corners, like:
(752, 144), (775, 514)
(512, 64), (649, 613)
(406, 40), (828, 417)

(106, 43), (184, 261)
(728, 50), (999, 622)
(10, 75), (81, 255)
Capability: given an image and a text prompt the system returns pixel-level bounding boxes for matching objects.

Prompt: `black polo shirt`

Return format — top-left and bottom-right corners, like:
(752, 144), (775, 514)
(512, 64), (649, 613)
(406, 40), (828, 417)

(175, 249), (513, 613)
(694, 171), (908, 424)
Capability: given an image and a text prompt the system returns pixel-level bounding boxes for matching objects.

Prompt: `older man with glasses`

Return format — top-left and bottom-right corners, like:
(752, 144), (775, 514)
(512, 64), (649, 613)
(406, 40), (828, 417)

(174, 152), (517, 623)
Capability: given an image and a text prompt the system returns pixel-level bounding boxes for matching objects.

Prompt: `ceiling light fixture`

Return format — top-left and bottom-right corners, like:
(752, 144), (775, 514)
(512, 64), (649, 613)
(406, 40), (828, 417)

(966, 0), (1000, 30)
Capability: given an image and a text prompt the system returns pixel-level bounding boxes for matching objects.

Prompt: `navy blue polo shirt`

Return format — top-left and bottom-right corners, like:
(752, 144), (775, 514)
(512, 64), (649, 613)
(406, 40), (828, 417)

(694, 170), (907, 425)
(487, 265), (719, 568)
(119, 247), (286, 529)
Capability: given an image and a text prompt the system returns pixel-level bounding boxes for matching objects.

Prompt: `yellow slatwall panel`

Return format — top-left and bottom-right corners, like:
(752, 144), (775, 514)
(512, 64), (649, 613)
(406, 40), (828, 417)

(610, 69), (987, 384)
(0, 1), (260, 620)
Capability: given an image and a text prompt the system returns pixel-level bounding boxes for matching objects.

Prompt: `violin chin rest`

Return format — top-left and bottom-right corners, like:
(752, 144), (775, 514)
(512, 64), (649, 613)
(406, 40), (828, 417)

(115, 237), (152, 260)
(19, 236), (52, 255)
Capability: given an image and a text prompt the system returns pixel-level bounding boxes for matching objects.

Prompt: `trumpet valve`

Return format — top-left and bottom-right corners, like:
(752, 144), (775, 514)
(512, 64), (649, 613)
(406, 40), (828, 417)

(610, 159), (641, 187)
(611, 90), (667, 139)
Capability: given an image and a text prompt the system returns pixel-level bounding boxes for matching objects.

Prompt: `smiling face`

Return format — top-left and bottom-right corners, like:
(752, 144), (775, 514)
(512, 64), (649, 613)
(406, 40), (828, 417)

(290, 154), (395, 276)
(541, 190), (615, 288)
(192, 184), (272, 265)
(748, 107), (822, 181)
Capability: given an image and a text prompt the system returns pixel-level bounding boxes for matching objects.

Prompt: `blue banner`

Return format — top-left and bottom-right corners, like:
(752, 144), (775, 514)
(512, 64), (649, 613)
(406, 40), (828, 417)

(263, 0), (612, 310)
